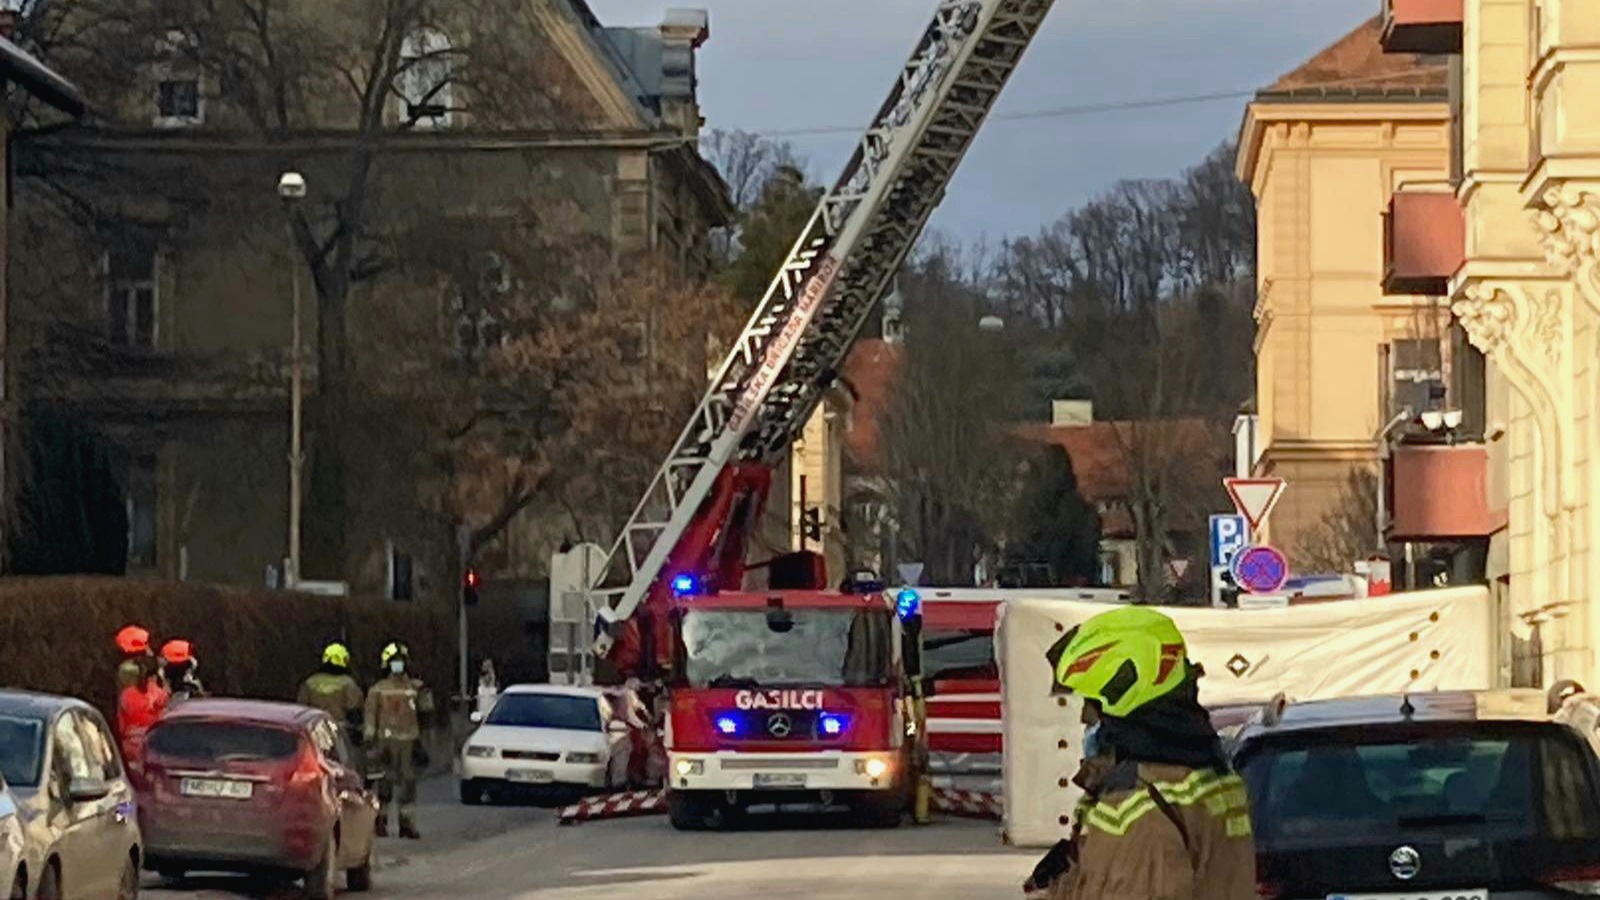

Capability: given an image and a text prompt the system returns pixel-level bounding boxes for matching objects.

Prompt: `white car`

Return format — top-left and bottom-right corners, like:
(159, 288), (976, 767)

(1, 773), (23, 900)
(459, 685), (630, 804)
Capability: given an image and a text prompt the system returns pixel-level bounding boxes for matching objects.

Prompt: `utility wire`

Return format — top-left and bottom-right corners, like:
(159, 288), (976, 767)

(745, 71), (1443, 140)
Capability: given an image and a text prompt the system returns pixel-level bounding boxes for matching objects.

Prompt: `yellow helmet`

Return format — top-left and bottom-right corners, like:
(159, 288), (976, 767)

(381, 642), (408, 666)
(322, 643), (350, 668)
(1045, 607), (1191, 718)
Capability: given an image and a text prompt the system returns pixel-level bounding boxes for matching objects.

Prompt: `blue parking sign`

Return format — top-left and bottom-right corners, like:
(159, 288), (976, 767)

(1209, 515), (1248, 568)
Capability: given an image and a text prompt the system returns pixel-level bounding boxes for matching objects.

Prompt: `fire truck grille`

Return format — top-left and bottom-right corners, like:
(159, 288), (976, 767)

(719, 758), (841, 771)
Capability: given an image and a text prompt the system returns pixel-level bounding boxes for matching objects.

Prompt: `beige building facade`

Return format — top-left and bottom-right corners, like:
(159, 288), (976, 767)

(1237, 19), (1457, 557)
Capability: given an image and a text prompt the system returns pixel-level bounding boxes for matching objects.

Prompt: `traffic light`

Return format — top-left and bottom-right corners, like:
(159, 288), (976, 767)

(802, 508), (823, 542)
(462, 567), (481, 606)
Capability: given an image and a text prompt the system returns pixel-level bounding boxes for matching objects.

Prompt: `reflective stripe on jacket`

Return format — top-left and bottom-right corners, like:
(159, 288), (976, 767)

(1050, 761), (1255, 900)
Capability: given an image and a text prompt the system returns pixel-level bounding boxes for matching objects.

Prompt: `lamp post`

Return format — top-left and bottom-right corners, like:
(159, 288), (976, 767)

(278, 171), (307, 588)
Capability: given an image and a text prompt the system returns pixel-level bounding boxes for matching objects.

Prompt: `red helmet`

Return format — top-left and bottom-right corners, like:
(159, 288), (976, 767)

(160, 640), (193, 665)
(116, 625), (150, 655)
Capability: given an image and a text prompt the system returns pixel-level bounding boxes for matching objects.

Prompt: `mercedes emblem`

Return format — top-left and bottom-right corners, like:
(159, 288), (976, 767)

(1388, 845), (1421, 881)
(767, 713), (793, 738)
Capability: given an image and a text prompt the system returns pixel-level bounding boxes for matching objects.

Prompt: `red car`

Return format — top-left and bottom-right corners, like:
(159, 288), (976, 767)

(135, 699), (378, 899)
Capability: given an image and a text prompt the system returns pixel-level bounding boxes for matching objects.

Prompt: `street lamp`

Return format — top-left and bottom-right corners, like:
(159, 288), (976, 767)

(978, 315), (1005, 333)
(278, 171), (306, 588)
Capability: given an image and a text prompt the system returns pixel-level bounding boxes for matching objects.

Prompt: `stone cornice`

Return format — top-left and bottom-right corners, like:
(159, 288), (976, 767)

(1531, 180), (1600, 316)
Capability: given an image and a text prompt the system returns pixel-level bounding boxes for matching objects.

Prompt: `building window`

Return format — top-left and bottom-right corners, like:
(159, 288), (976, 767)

(396, 28), (456, 129)
(125, 453), (159, 571)
(450, 250), (511, 361)
(1389, 338), (1444, 418)
(153, 29), (203, 128)
(619, 321), (648, 364)
(106, 239), (159, 349)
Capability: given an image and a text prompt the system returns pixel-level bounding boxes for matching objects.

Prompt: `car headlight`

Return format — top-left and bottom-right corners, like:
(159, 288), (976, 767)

(855, 757), (890, 779)
(566, 752), (602, 765)
(674, 759), (704, 777)
(464, 745), (497, 758)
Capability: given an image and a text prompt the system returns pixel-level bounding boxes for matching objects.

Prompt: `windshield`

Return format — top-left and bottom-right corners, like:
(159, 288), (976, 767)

(146, 722), (300, 762)
(1240, 724), (1600, 851)
(681, 608), (893, 688)
(487, 694), (602, 731)
(923, 629), (996, 684)
(0, 715), (45, 788)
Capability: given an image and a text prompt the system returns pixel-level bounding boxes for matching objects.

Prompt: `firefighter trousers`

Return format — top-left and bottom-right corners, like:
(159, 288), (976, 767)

(375, 738), (418, 829)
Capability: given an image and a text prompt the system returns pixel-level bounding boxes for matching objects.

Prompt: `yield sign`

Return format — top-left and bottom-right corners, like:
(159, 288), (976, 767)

(1225, 477), (1286, 531)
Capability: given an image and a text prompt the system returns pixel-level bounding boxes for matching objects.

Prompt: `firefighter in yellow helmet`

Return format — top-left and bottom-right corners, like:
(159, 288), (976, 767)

(1026, 607), (1255, 900)
(365, 642), (434, 839)
(298, 643), (365, 737)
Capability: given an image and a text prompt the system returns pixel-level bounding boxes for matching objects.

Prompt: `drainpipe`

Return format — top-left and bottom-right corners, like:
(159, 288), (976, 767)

(1374, 407), (1415, 554)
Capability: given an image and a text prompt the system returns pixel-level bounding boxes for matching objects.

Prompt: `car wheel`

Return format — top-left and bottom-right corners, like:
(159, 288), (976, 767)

(303, 832), (337, 900)
(459, 779), (483, 806)
(116, 855), (139, 900)
(33, 862), (58, 900)
(344, 842), (373, 894)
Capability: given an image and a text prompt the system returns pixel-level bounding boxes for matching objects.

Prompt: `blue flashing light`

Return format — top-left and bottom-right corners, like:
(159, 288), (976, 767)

(672, 574), (699, 597)
(715, 716), (739, 736)
(895, 588), (921, 620)
(820, 714), (847, 736)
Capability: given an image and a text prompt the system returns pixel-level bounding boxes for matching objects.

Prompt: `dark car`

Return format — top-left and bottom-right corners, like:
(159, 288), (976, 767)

(1235, 689), (1600, 899)
(136, 699), (377, 899)
(0, 690), (142, 900)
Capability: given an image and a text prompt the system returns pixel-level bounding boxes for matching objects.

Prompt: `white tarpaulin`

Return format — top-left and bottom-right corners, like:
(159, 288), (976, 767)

(996, 586), (1493, 847)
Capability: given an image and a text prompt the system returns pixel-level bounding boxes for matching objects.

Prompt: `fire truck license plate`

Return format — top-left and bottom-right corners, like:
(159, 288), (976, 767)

(753, 774), (806, 789)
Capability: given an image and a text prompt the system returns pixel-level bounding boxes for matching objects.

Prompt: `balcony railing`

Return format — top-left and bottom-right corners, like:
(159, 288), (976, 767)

(1386, 442), (1492, 541)
(1380, 0), (1463, 54)
(1384, 186), (1464, 296)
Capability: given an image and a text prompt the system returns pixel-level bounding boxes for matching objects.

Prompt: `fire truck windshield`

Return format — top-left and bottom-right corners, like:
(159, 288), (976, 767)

(681, 608), (893, 688)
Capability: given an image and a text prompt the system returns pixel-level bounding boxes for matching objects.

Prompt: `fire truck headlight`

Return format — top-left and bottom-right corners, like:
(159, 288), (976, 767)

(675, 759), (705, 777)
(856, 757), (890, 779)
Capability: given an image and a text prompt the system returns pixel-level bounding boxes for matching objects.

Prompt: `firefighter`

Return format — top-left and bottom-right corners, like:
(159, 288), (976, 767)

(116, 624), (153, 690)
(116, 640), (169, 765)
(1031, 607), (1255, 900)
(364, 642), (434, 839)
(160, 639), (205, 702)
(299, 643), (365, 736)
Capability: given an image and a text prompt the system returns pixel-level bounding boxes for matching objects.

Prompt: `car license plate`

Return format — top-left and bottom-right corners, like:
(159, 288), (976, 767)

(507, 769), (554, 784)
(179, 777), (253, 800)
(753, 774), (807, 789)
(1329, 892), (1486, 900)
(1324, 883), (1484, 890)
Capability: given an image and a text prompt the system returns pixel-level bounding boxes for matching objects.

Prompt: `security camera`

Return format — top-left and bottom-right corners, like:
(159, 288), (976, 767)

(1442, 409), (1464, 430)
(1420, 410), (1445, 431)
(277, 171), (307, 200)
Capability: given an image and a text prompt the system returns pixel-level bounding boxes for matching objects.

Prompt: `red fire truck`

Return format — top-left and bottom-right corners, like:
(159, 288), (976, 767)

(583, 1), (1058, 831)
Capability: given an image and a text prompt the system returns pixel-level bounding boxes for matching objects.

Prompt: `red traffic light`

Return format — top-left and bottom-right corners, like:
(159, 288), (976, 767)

(464, 569), (481, 587)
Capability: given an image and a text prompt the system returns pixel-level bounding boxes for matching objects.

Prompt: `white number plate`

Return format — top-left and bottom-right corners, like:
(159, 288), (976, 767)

(1329, 892), (1486, 900)
(179, 778), (253, 800)
(507, 769), (554, 784)
(1331, 883), (1478, 890)
(753, 774), (807, 789)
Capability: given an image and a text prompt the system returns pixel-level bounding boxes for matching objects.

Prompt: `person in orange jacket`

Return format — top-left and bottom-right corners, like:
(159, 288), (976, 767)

(117, 640), (170, 764)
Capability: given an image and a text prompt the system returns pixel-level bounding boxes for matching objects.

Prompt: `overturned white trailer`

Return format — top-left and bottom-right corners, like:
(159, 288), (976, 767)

(995, 586), (1495, 846)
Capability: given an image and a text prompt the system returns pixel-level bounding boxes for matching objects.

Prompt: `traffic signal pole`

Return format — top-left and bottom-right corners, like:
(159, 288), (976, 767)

(457, 525), (471, 702)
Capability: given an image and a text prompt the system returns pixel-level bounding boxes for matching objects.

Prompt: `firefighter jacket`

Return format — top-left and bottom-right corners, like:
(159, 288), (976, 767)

(299, 671), (365, 723)
(364, 674), (434, 743)
(1049, 760), (1256, 900)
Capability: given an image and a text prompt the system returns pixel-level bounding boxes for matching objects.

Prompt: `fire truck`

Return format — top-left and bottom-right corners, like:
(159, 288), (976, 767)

(583, 0), (1059, 830)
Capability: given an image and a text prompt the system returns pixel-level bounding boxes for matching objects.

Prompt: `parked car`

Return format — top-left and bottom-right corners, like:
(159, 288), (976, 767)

(1, 773), (24, 900)
(136, 699), (376, 899)
(1235, 688), (1600, 899)
(0, 690), (142, 900)
(459, 685), (631, 804)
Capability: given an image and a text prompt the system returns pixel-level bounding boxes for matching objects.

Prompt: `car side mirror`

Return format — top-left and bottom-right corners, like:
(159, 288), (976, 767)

(606, 719), (629, 735)
(67, 777), (111, 804)
(469, 711), (484, 724)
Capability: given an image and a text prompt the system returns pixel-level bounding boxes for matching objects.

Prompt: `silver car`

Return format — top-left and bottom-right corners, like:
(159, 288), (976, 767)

(0, 691), (142, 900)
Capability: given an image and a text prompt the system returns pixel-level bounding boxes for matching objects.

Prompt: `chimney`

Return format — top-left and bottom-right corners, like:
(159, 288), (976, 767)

(657, 9), (709, 138)
(1051, 399), (1093, 428)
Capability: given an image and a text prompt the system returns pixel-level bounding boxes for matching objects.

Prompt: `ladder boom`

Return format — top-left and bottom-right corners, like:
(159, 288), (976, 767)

(592, 0), (1056, 649)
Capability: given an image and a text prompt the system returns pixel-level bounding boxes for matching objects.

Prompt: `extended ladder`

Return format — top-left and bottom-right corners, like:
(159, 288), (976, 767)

(592, 0), (1057, 648)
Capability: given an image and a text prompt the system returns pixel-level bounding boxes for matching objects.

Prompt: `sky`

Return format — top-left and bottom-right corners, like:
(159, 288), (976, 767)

(587, 0), (1377, 243)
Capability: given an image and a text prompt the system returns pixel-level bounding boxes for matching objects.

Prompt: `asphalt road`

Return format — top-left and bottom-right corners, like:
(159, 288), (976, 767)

(142, 777), (1032, 899)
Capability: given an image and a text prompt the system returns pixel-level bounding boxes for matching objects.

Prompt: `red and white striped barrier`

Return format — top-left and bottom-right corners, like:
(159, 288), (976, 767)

(932, 786), (1003, 821)
(556, 789), (667, 825)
